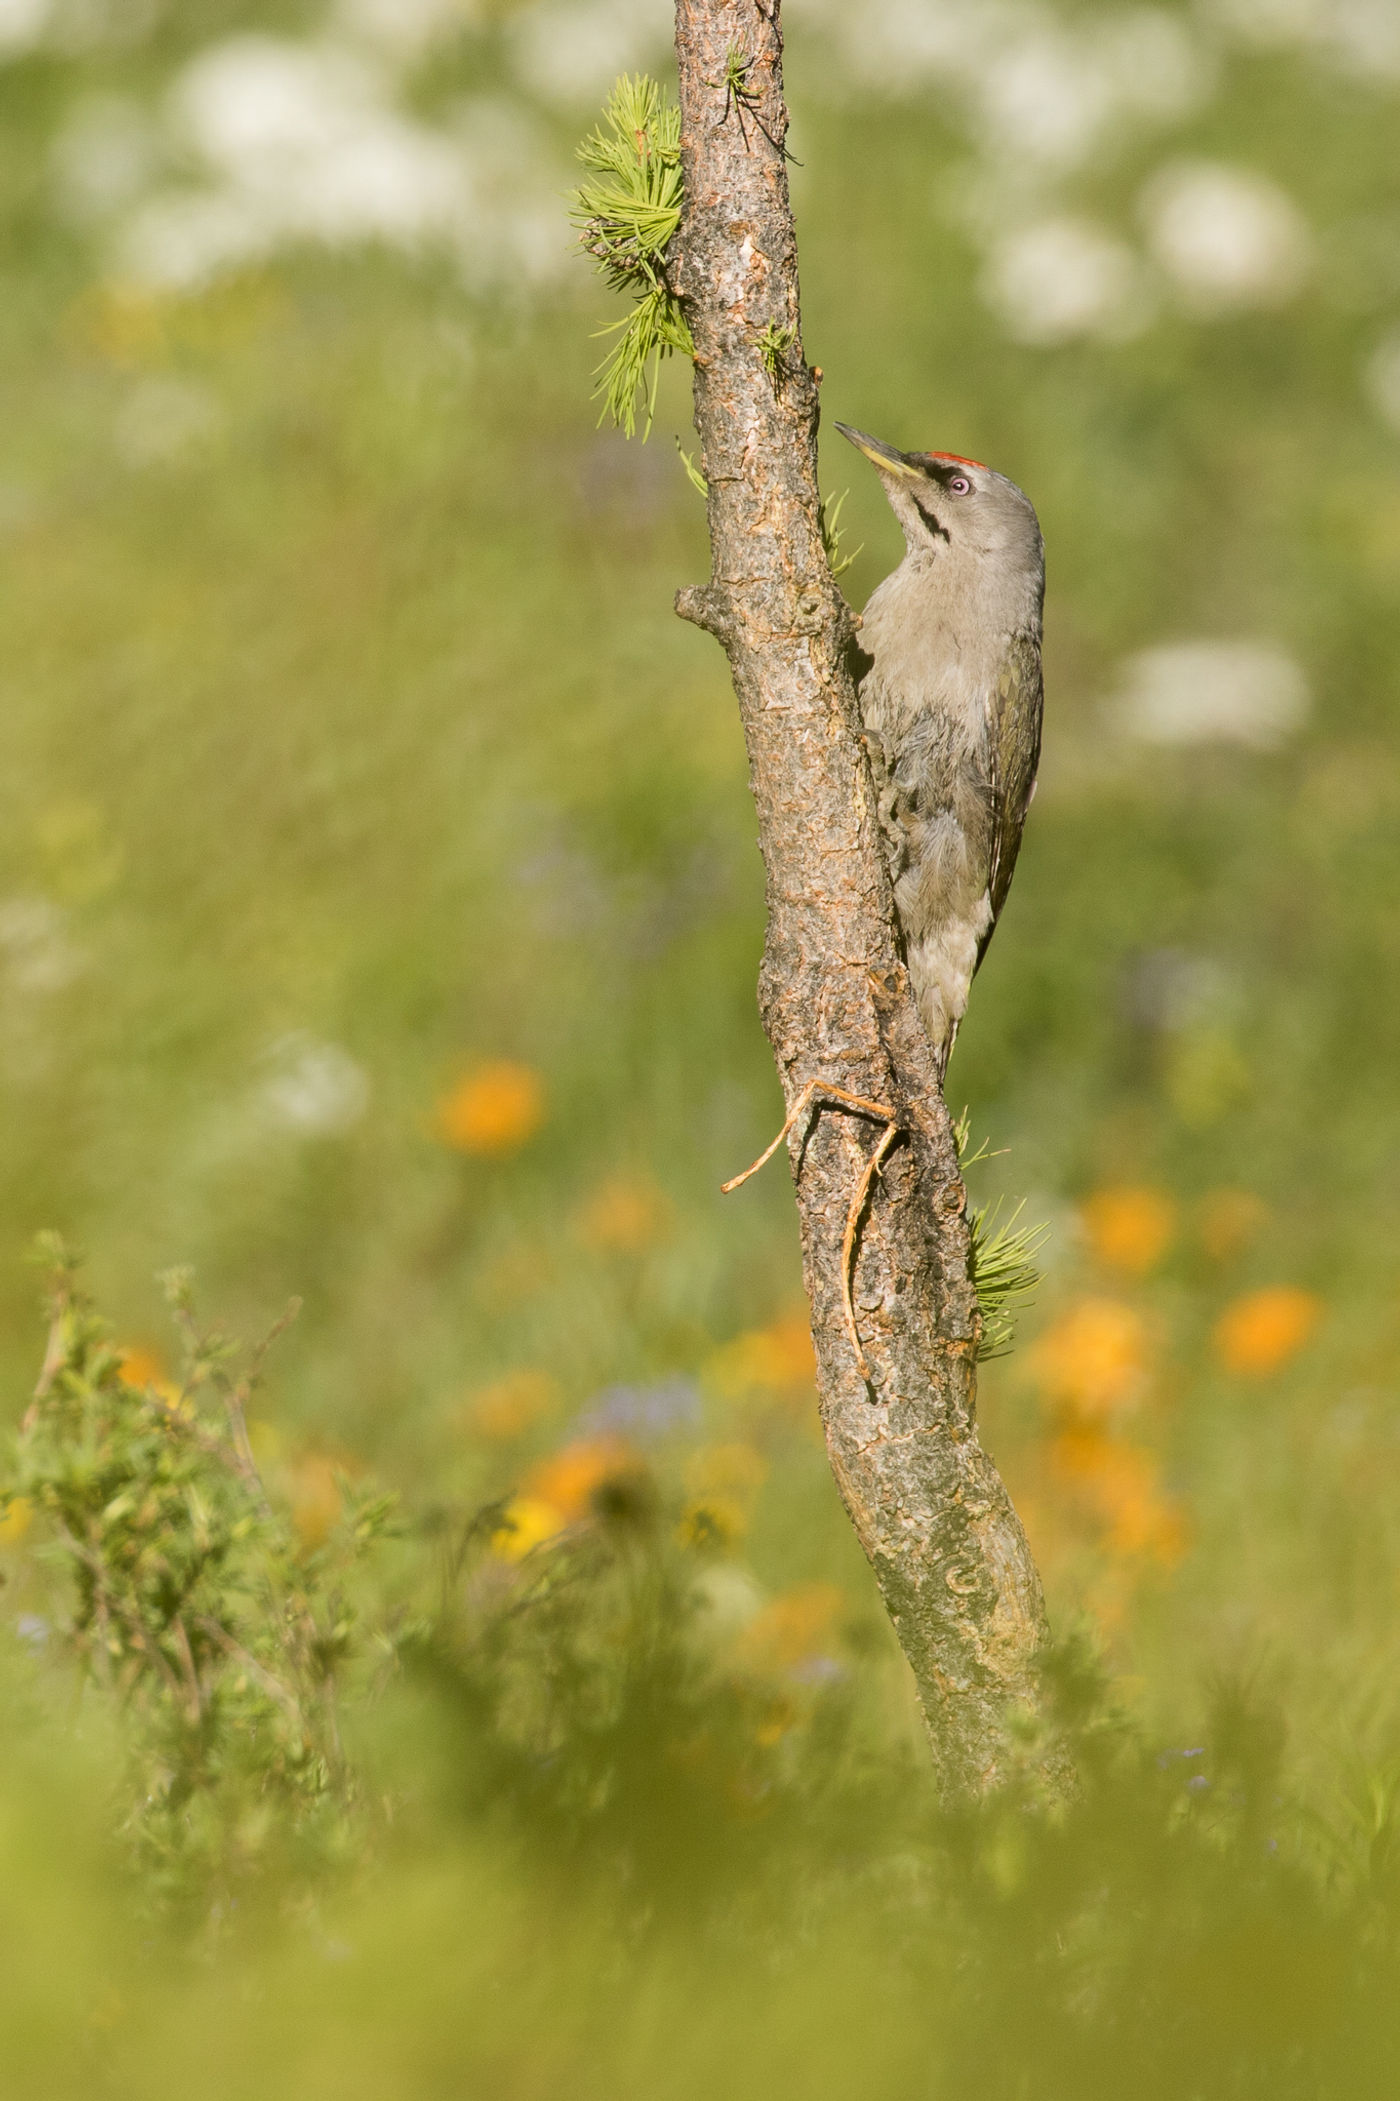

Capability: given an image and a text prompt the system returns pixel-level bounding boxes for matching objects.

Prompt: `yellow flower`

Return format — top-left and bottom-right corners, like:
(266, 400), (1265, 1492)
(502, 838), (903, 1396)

(491, 1495), (568, 1561)
(1198, 1188), (1269, 1263)
(0, 1496), (32, 1547)
(574, 1174), (672, 1254)
(755, 1695), (799, 1748)
(434, 1061), (544, 1157)
(1080, 1186), (1176, 1276)
(684, 1442), (768, 1499)
(676, 1444), (768, 1551)
(1029, 1298), (1150, 1424)
(66, 281), (168, 367)
(677, 1496), (748, 1550)
(464, 1369), (559, 1441)
(1214, 1287), (1321, 1376)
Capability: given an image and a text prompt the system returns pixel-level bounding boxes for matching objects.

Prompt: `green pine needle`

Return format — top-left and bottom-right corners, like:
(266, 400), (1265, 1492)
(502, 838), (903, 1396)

(571, 76), (694, 440)
(955, 1110), (1047, 1362)
(756, 318), (797, 384)
(969, 1198), (1048, 1362)
(675, 437), (708, 495)
(819, 488), (861, 578)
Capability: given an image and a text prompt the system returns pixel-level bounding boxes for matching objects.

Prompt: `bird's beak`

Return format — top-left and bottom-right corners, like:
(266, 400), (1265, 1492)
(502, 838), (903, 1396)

(832, 421), (922, 481)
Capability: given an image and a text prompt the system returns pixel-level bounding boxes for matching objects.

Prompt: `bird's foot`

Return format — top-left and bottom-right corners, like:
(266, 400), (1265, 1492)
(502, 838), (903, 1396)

(722, 1080), (903, 1379)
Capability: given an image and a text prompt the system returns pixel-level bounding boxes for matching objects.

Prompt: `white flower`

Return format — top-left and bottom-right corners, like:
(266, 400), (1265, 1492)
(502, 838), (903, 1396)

(1112, 641), (1310, 750)
(334, 0), (475, 59)
(1363, 331), (1400, 434)
(506, 0), (670, 108)
(1203, 0), (1400, 82)
(117, 189), (270, 287)
(0, 0), (47, 58)
(51, 93), (157, 221)
(1140, 160), (1312, 313)
(0, 895), (82, 992)
(172, 37), (469, 245)
(120, 36), (471, 285)
(980, 217), (1152, 344)
(972, 12), (1207, 173)
(114, 377), (220, 467)
(788, 0), (1211, 161)
(113, 34), (566, 291)
(261, 1034), (370, 1135)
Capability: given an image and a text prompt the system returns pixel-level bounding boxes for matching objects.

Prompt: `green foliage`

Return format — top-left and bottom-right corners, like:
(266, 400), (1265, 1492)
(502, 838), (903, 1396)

(570, 75), (694, 438)
(955, 1115), (1047, 1360)
(3, 1241), (396, 1905)
(6, 1282), (1400, 2093)
(719, 44), (755, 108)
(420, 1485), (871, 1907)
(755, 317), (797, 385)
(675, 435), (708, 495)
(819, 486), (861, 578)
(3, 4), (1400, 2087)
(968, 1200), (1048, 1361)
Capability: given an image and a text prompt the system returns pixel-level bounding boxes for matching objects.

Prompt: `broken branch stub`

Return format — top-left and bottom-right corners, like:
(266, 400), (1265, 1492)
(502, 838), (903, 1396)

(671, 0), (1062, 1792)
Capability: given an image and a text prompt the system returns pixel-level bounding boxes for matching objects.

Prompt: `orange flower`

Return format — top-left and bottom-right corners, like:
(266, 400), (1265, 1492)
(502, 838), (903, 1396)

(284, 1453), (343, 1551)
(435, 1061), (544, 1157)
(1050, 1431), (1187, 1567)
(574, 1174), (672, 1254)
(736, 1582), (845, 1672)
(521, 1437), (644, 1523)
(707, 1314), (816, 1407)
(465, 1369), (559, 1440)
(1029, 1298), (1150, 1424)
(1214, 1287), (1321, 1376)
(117, 1344), (184, 1410)
(1198, 1188), (1269, 1263)
(1080, 1186), (1176, 1276)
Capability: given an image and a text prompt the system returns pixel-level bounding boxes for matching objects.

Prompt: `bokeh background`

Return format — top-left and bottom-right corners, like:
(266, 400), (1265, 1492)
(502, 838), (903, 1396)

(3, 0), (1400, 2089)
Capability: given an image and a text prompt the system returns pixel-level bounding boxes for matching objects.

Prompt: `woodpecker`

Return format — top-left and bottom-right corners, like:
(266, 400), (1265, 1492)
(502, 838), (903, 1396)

(833, 422), (1045, 1077)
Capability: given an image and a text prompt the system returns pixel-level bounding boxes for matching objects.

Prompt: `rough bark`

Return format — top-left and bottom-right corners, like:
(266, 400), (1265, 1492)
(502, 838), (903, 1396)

(671, 0), (1057, 1792)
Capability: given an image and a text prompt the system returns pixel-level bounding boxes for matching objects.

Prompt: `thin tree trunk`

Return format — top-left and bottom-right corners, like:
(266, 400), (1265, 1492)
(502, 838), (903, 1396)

(671, 0), (1058, 1792)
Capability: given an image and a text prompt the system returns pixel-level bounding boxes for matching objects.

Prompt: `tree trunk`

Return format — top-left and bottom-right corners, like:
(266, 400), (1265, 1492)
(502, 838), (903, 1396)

(671, 0), (1058, 1792)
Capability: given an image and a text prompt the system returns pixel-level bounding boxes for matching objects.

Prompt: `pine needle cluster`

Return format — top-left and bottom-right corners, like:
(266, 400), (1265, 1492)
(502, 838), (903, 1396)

(570, 75), (694, 439)
(954, 1113), (1048, 1361)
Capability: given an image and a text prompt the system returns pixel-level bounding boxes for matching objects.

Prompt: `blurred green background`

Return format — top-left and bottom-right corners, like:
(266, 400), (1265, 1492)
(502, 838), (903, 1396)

(4, 0), (1400, 2090)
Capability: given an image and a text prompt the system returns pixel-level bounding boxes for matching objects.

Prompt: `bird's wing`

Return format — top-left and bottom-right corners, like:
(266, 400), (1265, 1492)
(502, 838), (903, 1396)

(977, 628), (1043, 970)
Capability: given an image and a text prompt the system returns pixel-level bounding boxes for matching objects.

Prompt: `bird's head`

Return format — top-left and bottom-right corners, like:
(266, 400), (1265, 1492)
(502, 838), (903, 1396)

(833, 421), (1041, 577)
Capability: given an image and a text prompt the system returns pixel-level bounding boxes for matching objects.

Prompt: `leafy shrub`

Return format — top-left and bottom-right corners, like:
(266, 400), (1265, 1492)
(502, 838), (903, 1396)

(2, 1241), (396, 1909)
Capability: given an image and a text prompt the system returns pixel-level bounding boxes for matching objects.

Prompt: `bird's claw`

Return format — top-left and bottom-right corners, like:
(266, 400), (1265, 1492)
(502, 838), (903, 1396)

(722, 1079), (902, 1378)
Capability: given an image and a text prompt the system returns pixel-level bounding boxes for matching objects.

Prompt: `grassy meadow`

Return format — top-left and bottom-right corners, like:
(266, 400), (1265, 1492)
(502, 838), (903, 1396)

(3, 0), (1400, 2090)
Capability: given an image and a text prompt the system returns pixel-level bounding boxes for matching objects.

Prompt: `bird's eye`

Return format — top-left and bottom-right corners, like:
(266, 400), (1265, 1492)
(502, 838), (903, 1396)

(948, 474), (971, 495)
